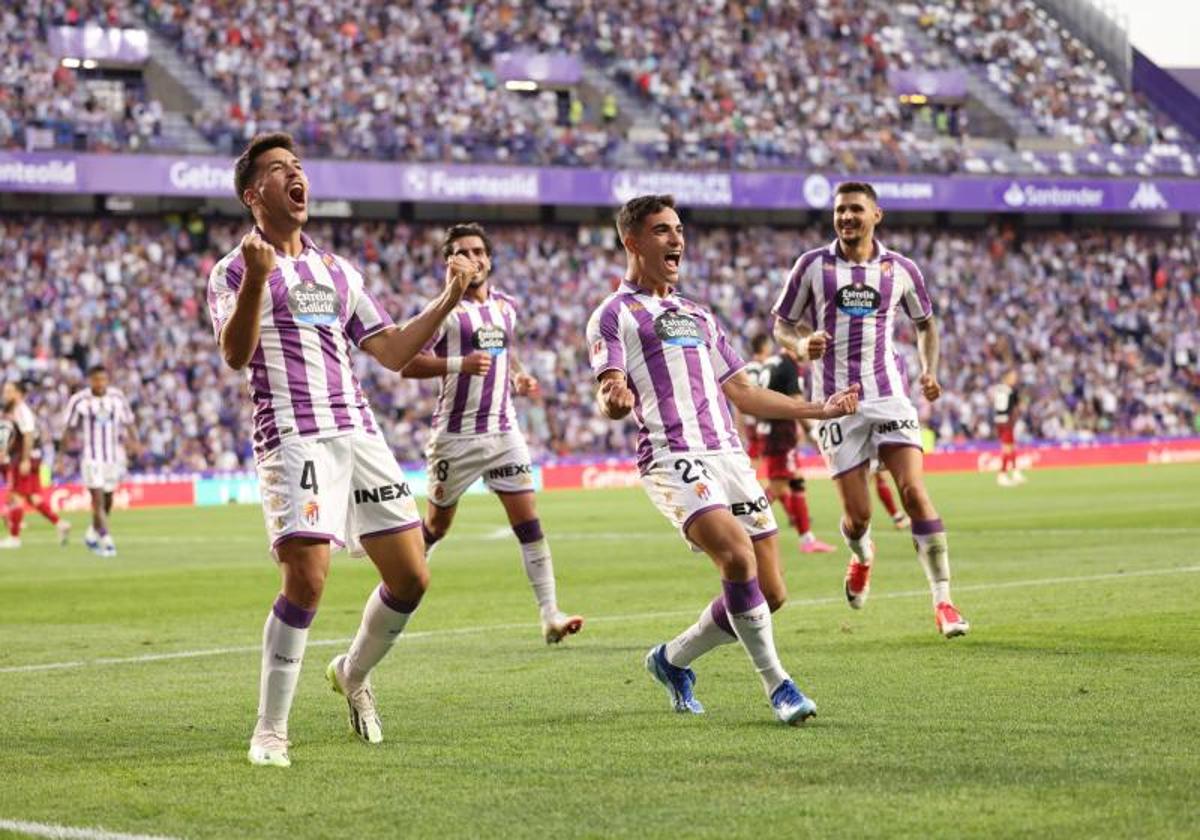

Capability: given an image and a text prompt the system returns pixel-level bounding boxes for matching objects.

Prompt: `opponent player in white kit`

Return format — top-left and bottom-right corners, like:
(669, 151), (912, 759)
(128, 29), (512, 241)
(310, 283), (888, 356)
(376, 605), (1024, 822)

(61, 365), (138, 556)
(403, 223), (583, 644)
(587, 195), (859, 724)
(772, 181), (969, 638)
(208, 133), (475, 767)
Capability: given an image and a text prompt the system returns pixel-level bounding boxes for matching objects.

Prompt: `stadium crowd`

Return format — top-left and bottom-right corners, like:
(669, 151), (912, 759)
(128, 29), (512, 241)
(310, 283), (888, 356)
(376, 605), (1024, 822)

(1, 1), (166, 154)
(1, 214), (1196, 478)
(906, 0), (1180, 147)
(7, 0), (1196, 175)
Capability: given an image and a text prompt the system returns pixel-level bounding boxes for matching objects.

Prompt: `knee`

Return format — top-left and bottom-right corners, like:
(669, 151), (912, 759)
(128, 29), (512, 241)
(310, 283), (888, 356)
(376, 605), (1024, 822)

(716, 546), (756, 581)
(899, 483), (931, 514)
(843, 510), (871, 537)
(289, 567), (327, 609)
(762, 581), (788, 613)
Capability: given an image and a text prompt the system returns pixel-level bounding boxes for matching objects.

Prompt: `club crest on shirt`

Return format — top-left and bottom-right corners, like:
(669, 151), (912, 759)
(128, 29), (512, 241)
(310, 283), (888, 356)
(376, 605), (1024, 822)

(288, 279), (340, 326)
(835, 284), (882, 318)
(302, 500), (320, 525)
(654, 311), (704, 348)
(472, 325), (508, 356)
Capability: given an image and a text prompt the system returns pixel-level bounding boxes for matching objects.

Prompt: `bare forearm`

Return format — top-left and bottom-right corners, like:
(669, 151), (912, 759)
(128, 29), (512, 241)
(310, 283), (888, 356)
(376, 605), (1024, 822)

(733, 386), (827, 421)
(220, 277), (267, 370)
(367, 290), (461, 372)
(773, 318), (811, 356)
(917, 319), (940, 377)
(401, 354), (448, 378)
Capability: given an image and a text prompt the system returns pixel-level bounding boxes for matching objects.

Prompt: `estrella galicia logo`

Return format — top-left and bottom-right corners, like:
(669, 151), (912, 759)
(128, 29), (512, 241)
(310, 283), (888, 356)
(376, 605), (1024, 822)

(287, 280), (339, 326)
(835, 284), (882, 317)
(653, 311), (704, 347)
(472, 325), (508, 356)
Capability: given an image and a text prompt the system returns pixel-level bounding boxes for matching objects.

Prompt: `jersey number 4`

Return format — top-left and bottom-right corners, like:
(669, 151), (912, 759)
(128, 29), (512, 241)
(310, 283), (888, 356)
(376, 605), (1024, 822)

(300, 460), (320, 495)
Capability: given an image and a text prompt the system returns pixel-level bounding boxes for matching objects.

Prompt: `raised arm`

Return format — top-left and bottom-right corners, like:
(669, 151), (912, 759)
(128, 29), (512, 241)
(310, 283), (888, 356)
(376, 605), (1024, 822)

(721, 369), (858, 421)
(219, 233), (276, 371)
(915, 317), (941, 401)
(594, 370), (635, 420)
(773, 318), (830, 363)
(402, 351), (491, 379)
(363, 255), (476, 372)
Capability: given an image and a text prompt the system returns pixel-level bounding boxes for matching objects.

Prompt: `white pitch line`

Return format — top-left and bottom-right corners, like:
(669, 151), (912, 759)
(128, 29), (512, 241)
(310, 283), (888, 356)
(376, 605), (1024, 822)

(1, 564), (1197, 676)
(0, 819), (183, 840)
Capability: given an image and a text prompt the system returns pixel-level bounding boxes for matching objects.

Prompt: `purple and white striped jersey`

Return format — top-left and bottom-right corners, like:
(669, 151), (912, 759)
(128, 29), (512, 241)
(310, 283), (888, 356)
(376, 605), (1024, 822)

(772, 240), (933, 402)
(587, 280), (745, 473)
(63, 388), (134, 465)
(425, 289), (521, 438)
(206, 230), (393, 460)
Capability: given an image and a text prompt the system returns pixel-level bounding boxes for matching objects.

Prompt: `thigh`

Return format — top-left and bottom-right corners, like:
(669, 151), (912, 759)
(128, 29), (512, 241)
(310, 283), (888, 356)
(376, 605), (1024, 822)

(82, 461), (104, 491)
(360, 526), (428, 601)
(481, 432), (536, 496)
(256, 436), (351, 553)
(833, 462), (872, 522)
(426, 435), (484, 508)
(815, 412), (873, 479)
(715, 452), (778, 542)
(349, 431), (421, 544)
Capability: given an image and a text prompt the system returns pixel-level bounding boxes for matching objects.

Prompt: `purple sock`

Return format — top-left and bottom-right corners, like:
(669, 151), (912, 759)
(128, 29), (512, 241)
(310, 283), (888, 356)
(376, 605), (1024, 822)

(512, 518), (544, 544)
(912, 518), (945, 536)
(421, 521), (442, 549)
(272, 594), (316, 629)
(721, 578), (766, 615)
(708, 595), (736, 637)
(377, 583), (421, 615)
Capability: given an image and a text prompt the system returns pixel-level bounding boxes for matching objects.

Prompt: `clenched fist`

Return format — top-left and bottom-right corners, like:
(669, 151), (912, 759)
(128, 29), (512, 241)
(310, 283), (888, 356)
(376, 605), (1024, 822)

(803, 330), (830, 361)
(462, 352), (492, 376)
(240, 231), (276, 281)
(919, 373), (942, 402)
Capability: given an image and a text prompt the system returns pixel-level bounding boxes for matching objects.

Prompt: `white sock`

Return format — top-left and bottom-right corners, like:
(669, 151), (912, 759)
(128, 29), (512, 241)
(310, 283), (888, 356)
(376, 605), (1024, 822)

(514, 519), (558, 619)
(801, 531), (815, 543)
(345, 585), (418, 686)
(664, 595), (738, 667)
(841, 521), (874, 565)
(724, 579), (790, 696)
(912, 520), (951, 606)
(256, 595), (314, 737)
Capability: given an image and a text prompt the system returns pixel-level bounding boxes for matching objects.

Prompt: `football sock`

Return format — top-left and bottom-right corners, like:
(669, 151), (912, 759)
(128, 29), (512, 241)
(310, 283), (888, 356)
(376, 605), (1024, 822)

(784, 491), (811, 535)
(345, 584), (419, 688)
(256, 594), (314, 737)
(912, 519), (952, 606)
(841, 521), (874, 565)
(7, 504), (24, 537)
(875, 474), (900, 517)
(513, 518), (558, 618)
(34, 499), (59, 524)
(664, 594), (738, 667)
(420, 521), (442, 559)
(723, 578), (789, 695)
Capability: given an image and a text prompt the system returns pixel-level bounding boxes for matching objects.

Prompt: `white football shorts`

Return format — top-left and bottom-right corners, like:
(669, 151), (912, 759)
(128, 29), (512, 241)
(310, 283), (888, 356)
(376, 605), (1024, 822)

(641, 450), (778, 551)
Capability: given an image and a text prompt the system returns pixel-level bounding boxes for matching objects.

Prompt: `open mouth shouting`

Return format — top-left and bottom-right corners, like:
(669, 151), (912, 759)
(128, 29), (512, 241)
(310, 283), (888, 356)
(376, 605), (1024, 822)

(664, 250), (682, 272)
(286, 180), (307, 211)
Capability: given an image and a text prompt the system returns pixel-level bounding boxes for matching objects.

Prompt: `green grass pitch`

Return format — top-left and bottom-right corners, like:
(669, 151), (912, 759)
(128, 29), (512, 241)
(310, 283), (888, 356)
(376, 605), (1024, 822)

(1, 463), (1197, 839)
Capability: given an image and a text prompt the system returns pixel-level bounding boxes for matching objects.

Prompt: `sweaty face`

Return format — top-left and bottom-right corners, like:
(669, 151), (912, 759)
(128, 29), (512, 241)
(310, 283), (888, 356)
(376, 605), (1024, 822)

(628, 207), (684, 284)
(833, 192), (881, 249)
(448, 235), (492, 287)
(89, 371), (109, 395)
(245, 146), (309, 227)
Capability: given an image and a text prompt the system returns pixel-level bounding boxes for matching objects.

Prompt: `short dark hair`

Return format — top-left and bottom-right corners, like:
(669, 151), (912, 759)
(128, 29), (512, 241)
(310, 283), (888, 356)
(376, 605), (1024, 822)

(835, 181), (878, 204)
(615, 194), (676, 238)
(87, 364), (107, 376)
(7, 380), (27, 394)
(234, 132), (298, 208)
(750, 333), (771, 354)
(441, 222), (493, 260)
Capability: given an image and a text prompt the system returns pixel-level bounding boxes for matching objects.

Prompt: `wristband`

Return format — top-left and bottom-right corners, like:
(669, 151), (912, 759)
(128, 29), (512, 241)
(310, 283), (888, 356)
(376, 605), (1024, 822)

(447, 356), (463, 373)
